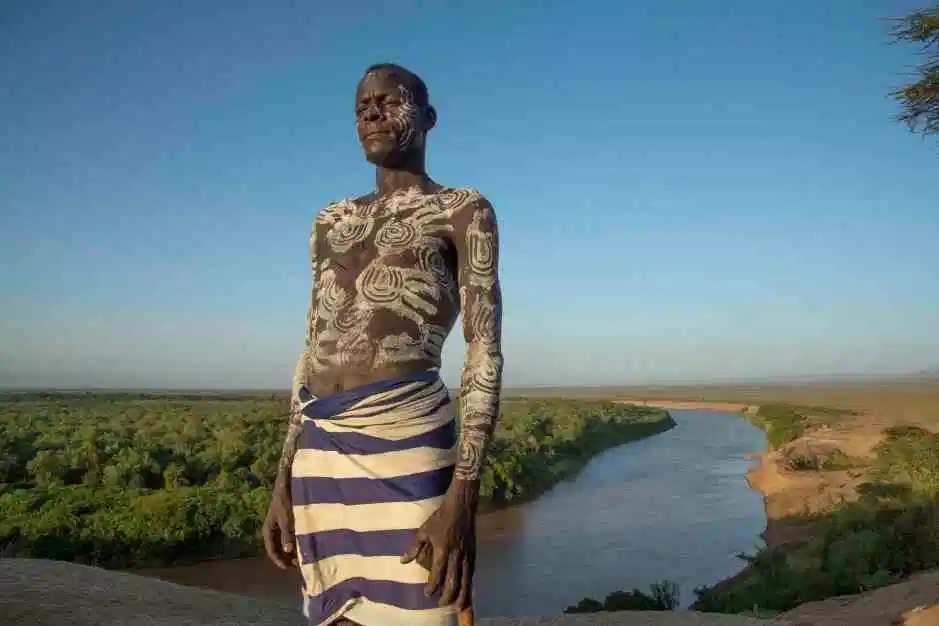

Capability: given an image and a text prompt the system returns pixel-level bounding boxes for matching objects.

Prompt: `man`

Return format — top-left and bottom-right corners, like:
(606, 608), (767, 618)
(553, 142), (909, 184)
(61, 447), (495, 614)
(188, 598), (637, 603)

(261, 63), (504, 626)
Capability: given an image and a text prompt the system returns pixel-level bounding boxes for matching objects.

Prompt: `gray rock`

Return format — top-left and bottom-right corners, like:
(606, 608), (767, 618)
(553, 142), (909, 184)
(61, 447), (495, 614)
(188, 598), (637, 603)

(0, 558), (772, 626)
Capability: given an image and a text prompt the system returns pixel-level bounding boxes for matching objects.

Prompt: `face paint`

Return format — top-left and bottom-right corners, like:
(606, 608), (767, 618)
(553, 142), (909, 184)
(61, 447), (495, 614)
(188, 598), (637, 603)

(357, 72), (423, 152)
(391, 84), (420, 150)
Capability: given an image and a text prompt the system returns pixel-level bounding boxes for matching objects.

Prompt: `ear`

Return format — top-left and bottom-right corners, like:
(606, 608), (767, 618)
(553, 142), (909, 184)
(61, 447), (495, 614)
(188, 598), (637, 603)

(424, 105), (437, 133)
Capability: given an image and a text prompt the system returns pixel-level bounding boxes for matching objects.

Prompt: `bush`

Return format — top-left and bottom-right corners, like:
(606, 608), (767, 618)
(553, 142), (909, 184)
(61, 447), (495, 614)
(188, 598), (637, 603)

(786, 449), (863, 472)
(871, 425), (939, 493)
(746, 404), (850, 449)
(564, 580), (680, 613)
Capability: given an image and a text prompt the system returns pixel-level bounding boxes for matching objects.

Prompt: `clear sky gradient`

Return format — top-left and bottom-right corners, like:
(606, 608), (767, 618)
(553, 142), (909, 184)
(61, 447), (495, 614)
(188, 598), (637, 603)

(2, 1), (937, 390)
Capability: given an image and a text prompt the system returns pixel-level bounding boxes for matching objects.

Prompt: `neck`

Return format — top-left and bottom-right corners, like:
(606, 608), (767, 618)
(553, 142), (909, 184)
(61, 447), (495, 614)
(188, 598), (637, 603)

(374, 149), (432, 196)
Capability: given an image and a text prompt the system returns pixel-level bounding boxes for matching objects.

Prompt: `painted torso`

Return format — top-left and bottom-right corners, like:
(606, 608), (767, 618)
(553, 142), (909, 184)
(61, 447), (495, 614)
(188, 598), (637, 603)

(287, 184), (503, 481)
(303, 186), (490, 395)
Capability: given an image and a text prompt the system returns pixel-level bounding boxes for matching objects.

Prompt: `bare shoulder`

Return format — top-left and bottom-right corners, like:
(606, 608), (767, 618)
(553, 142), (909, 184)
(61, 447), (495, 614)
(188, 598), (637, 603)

(308, 197), (357, 260)
(438, 186), (493, 211)
(437, 187), (497, 231)
(313, 195), (363, 227)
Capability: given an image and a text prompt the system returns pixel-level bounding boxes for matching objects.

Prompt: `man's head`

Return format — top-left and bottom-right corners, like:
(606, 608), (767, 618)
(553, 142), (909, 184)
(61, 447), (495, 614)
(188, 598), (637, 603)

(355, 63), (437, 167)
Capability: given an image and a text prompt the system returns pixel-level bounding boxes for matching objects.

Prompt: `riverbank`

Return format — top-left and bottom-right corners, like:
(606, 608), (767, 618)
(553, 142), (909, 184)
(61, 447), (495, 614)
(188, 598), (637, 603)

(0, 393), (673, 569)
(479, 398), (676, 512)
(608, 380), (939, 624)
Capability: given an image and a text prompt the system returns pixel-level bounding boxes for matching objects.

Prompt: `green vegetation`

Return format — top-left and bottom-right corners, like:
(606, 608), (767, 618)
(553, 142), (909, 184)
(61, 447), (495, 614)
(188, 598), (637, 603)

(871, 425), (939, 493)
(744, 403), (853, 449)
(564, 580), (680, 613)
(692, 423), (939, 615)
(481, 398), (675, 507)
(889, 4), (939, 138)
(786, 448), (864, 472)
(0, 392), (672, 568)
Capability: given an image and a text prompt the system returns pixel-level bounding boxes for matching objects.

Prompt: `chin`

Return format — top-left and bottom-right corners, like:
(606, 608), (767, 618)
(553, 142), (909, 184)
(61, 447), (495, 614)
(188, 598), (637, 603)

(363, 148), (393, 166)
(360, 135), (392, 164)
(363, 145), (404, 167)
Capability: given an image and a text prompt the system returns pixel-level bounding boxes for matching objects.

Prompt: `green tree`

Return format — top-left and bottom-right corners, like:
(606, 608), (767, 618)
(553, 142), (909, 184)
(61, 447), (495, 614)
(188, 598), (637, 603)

(0, 392), (672, 567)
(890, 4), (939, 137)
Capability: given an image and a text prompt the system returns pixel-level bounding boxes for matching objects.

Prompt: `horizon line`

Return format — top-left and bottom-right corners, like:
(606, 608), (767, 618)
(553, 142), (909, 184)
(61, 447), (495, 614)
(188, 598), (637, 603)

(2, 370), (937, 394)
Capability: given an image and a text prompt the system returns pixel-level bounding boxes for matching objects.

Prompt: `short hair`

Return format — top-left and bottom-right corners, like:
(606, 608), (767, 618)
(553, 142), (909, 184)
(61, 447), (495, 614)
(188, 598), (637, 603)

(362, 63), (429, 108)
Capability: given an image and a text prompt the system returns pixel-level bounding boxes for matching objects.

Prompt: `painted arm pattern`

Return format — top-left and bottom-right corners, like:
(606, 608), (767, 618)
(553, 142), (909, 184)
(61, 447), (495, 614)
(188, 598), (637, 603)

(454, 196), (504, 481)
(277, 220), (319, 483)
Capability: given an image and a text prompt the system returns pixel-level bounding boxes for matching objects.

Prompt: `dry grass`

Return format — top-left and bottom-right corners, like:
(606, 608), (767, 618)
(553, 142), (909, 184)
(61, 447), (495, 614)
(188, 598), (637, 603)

(508, 379), (939, 457)
(508, 378), (939, 422)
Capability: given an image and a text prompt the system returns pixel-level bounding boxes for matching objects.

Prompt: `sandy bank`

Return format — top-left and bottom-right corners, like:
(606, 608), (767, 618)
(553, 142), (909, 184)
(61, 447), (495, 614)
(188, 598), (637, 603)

(618, 381), (939, 625)
(621, 383), (939, 547)
(740, 426), (939, 624)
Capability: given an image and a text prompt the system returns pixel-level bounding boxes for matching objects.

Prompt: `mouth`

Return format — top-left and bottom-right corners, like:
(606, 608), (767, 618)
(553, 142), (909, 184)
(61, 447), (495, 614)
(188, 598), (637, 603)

(362, 130), (390, 141)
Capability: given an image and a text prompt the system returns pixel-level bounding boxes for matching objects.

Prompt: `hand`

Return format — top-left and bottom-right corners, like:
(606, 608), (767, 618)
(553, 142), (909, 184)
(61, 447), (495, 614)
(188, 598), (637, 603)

(401, 481), (478, 609)
(262, 480), (296, 569)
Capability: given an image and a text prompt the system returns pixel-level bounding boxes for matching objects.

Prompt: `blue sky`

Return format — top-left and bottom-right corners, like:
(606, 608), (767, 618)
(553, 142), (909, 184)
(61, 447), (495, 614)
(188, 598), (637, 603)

(2, 0), (937, 389)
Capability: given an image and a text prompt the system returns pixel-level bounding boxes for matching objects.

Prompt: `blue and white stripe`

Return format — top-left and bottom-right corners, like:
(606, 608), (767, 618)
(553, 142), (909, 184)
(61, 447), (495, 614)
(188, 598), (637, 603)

(291, 370), (460, 626)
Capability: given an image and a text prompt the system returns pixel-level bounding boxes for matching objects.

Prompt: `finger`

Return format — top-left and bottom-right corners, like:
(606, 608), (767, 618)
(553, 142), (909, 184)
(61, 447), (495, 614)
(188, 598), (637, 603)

(456, 555), (472, 610)
(262, 523), (277, 562)
(263, 523), (291, 569)
(281, 524), (295, 554)
(416, 541), (433, 571)
(424, 545), (447, 598)
(439, 549), (463, 607)
(401, 532), (428, 564)
(458, 606), (475, 626)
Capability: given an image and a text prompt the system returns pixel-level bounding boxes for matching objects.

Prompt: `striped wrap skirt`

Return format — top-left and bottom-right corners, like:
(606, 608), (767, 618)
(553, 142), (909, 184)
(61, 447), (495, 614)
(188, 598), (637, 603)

(291, 369), (461, 626)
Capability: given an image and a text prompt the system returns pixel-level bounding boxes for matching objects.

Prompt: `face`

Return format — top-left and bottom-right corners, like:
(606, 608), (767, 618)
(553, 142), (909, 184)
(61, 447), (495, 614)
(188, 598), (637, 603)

(355, 70), (430, 165)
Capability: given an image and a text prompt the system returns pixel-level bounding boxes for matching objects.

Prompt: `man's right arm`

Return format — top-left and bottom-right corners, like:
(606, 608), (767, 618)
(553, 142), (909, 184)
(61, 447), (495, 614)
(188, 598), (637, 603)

(274, 219), (319, 491)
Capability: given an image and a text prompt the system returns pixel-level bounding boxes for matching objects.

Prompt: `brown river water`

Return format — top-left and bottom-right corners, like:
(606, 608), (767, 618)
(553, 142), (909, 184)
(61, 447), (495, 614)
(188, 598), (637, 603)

(138, 410), (767, 618)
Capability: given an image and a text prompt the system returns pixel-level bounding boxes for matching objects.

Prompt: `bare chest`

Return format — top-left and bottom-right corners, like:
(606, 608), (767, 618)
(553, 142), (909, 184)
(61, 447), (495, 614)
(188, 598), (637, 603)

(315, 198), (459, 294)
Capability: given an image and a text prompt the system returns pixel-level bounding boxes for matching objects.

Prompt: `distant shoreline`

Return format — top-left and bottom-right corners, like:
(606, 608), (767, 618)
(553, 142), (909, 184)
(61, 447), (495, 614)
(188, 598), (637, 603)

(617, 399), (757, 413)
(2, 372), (937, 394)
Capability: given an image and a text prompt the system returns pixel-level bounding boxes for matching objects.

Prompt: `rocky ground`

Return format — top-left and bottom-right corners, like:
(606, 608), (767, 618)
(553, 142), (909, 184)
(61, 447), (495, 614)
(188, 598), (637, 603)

(7, 557), (939, 625)
(774, 568), (939, 626)
(1, 558), (772, 626)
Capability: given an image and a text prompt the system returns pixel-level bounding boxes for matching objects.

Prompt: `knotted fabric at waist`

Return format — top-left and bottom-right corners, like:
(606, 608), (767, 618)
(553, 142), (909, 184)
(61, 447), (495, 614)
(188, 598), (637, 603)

(296, 369), (453, 439)
(290, 368), (460, 625)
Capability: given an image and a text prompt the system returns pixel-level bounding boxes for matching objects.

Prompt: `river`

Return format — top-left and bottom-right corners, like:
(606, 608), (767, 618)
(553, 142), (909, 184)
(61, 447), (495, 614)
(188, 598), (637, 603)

(139, 409), (767, 617)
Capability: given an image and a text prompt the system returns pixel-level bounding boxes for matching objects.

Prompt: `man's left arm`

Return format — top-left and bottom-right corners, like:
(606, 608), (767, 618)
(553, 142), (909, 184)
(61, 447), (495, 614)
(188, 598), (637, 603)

(452, 195), (504, 488)
(401, 193), (503, 608)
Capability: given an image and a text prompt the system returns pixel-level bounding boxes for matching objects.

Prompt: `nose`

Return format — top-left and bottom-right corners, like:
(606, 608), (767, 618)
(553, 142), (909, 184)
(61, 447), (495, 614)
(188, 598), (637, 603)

(362, 104), (381, 122)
